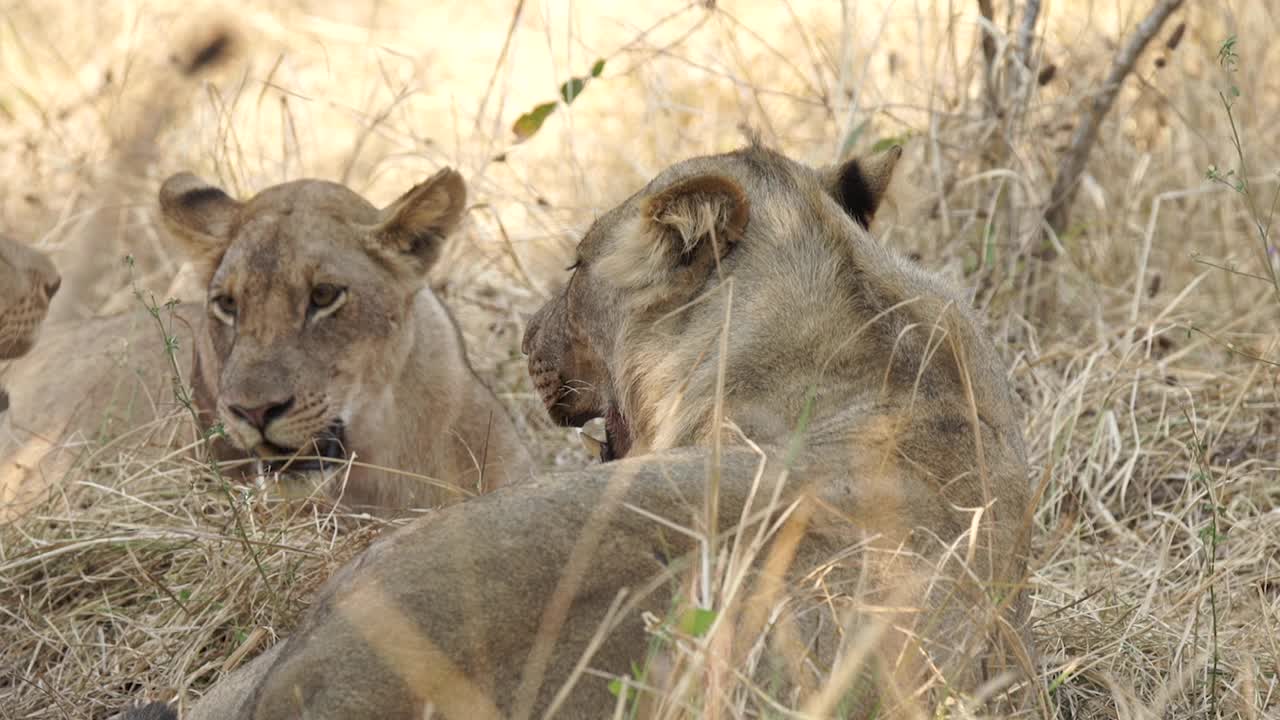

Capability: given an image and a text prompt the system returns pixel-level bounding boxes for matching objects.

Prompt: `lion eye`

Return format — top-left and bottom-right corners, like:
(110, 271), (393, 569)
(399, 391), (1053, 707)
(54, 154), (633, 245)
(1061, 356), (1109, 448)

(210, 294), (237, 323)
(309, 283), (346, 311)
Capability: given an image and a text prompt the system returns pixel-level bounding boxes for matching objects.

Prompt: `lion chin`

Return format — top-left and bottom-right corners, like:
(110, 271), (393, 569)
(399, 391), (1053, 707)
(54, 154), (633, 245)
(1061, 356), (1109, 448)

(252, 420), (349, 475)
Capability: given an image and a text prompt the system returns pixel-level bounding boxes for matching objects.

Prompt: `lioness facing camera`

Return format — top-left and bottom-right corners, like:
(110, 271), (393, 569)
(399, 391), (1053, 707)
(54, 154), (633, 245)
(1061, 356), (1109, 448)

(2, 169), (529, 516)
(123, 142), (1037, 719)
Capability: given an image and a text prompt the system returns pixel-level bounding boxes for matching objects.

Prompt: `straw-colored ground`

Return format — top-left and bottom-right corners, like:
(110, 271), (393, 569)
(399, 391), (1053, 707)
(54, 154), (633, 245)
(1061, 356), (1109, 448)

(1, 0), (1277, 718)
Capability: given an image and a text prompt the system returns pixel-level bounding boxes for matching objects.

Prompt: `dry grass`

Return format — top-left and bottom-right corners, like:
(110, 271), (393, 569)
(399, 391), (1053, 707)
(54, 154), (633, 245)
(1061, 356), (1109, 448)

(1, 0), (1278, 717)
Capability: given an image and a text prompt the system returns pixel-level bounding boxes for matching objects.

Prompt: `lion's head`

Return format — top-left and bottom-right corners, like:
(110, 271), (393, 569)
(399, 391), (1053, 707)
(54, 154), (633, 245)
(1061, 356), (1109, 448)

(0, 234), (61, 361)
(524, 143), (901, 460)
(159, 168), (468, 475)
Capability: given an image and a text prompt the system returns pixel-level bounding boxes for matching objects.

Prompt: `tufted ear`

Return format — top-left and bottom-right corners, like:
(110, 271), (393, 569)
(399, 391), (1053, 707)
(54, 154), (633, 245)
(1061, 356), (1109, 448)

(819, 144), (902, 230)
(159, 172), (241, 280)
(598, 174), (749, 299)
(646, 174), (750, 263)
(367, 167), (467, 276)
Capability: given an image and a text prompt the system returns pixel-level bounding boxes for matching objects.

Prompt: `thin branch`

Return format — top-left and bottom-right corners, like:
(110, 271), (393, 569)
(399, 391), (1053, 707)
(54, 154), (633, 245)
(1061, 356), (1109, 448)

(976, 0), (999, 114)
(1044, 0), (1185, 239)
(1187, 325), (1280, 369)
(1016, 0), (1041, 71)
(473, 0), (526, 135)
(1013, 0), (1043, 100)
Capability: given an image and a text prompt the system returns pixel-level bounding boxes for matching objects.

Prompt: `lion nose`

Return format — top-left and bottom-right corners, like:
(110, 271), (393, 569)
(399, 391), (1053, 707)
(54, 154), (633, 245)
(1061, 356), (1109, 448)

(44, 274), (61, 300)
(229, 397), (295, 431)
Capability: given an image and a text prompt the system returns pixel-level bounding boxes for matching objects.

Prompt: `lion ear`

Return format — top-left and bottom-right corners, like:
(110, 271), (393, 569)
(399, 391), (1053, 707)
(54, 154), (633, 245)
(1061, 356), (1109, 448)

(159, 172), (240, 279)
(645, 174), (749, 265)
(368, 167), (467, 276)
(819, 144), (902, 229)
(600, 174), (749, 297)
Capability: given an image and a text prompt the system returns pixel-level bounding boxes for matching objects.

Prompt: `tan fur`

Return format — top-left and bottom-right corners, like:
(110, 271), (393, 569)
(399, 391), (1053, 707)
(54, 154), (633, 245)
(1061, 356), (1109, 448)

(0, 305), (201, 518)
(131, 144), (1037, 719)
(159, 168), (531, 511)
(1, 172), (530, 518)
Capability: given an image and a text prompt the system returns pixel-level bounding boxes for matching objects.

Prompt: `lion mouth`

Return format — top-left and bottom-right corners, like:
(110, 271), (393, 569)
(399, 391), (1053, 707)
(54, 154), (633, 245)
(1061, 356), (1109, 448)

(578, 406), (632, 463)
(257, 421), (348, 474)
(538, 370), (632, 462)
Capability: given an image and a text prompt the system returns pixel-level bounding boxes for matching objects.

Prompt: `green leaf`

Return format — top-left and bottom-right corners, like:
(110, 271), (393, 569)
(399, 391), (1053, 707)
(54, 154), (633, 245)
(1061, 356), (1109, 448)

(1217, 36), (1238, 70)
(559, 77), (588, 105)
(870, 132), (911, 154)
(984, 224), (998, 267)
(512, 60), (606, 143)
(870, 138), (897, 154)
(678, 607), (718, 638)
(607, 677), (637, 701)
(206, 422), (228, 440)
(511, 101), (558, 143)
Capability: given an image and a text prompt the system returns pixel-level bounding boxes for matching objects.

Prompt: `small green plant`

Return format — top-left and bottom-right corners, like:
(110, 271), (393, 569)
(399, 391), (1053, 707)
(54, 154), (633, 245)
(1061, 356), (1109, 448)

(126, 256), (275, 596)
(1205, 36), (1280, 307)
(1197, 52), (1276, 714)
(606, 662), (642, 706)
(124, 257), (203, 440)
(1189, 39), (1280, 718)
(1184, 411), (1224, 719)
(677, 606), (717, 638)
(1199, 47), (1277, 716)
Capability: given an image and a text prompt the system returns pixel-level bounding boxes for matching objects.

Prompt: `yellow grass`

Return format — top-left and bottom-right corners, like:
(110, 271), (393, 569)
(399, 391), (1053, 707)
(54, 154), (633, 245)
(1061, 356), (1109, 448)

(1, 0), (1277, 717)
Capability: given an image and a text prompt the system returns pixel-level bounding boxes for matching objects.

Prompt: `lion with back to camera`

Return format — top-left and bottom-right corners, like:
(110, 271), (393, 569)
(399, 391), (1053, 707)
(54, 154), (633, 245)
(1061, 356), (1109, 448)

(124, 140), (1037, 720)
(1, 168), (530, 515)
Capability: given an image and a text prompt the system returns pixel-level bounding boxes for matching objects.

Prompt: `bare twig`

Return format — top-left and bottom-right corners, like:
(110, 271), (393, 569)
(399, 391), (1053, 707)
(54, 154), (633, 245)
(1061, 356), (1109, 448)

(1016, 0), (1041, 71)
(1044, 0), (1185, 239)
(473, 0), (526, 139)
(975, 0), (999, 114)
(1014, 0), (1042, 98)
